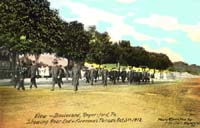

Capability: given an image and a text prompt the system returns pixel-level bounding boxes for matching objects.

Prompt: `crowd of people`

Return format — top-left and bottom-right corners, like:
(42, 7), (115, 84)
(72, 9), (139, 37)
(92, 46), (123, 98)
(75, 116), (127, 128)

(13, 59), (155, 92)
(83, 66), (154, 86)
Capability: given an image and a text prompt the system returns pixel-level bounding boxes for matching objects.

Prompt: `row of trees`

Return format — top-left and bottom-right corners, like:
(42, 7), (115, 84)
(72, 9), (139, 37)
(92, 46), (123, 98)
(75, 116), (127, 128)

(0, 0), (172, 70)
(86, 26), (172, 70)
(169, 62), (200, 75)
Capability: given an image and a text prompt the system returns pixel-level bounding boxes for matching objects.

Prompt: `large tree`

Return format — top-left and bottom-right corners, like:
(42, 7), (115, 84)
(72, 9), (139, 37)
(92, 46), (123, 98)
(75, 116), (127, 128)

(85, 31), (173, 70)
(0, 0), (63, 56)
(86, 26), (112, 64)
(148, 52), (172, 70)
(56, 21), (90, 63)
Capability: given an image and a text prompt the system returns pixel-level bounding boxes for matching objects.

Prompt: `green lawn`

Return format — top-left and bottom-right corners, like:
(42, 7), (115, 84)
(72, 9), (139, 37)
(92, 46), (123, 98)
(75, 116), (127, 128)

(1, 80), (200, 128)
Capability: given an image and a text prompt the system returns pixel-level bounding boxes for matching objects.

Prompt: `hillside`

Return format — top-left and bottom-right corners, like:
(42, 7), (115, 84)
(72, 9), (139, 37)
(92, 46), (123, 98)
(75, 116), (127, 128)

(170, 61), (200, 75)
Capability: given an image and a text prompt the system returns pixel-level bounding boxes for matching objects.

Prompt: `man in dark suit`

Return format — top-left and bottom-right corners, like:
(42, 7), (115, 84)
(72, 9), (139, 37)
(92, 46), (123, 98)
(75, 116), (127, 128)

(102, 66), (108, 86)
(120, 68), (127, 83)
(90, 66), (95, 85)
(30, 61), (39, 89)
(85, 69), (90, 83)
(57, 65), (64, 87)
(72, 63), (81, 91)
(17, 62), (27, 91)
(110, 67), (118, 85)
(50, 59), (60, 91)
(127, 67), (134, 85)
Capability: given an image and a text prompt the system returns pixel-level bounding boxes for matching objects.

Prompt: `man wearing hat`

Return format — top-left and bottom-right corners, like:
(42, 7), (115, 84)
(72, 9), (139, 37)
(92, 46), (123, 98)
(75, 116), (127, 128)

(110, 67), (117, 85)
(30, 61), (39, 89)
(102, 66), (108, 86)
(127, 66), (133, 85)
(89, 65), (95, 85)
(85, 68), (90, 83)
(72, 63), (81, 91)
(120, 68), (127, 83)
(50, 59), (61, 91)
(17, 62), (27, 91)
(57, 65), (64, 87)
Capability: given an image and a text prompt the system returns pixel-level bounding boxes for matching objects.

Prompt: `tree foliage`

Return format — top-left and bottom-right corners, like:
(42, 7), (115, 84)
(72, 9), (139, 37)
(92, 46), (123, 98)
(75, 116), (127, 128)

(0, 0), (63, 54)
(56, 21), (90, 62)
(0, 1), (173, 70)
(86, 26), (112, 64)
(1, 0), (91, 63)
(85, 28), (172, 70)
(169, 61), (200, 75)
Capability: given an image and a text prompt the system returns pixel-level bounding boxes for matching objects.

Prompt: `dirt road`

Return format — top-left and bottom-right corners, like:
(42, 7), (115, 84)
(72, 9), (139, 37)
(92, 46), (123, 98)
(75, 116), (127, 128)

(1, 78), (200, 128)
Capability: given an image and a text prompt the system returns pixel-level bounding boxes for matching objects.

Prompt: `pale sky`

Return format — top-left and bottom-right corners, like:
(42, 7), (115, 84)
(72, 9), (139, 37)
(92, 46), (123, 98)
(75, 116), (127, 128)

(48, 0), (200, 65)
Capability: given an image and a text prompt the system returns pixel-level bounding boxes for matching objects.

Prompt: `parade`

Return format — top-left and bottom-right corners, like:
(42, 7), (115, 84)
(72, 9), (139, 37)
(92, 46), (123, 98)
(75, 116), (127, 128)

(11, 58), (159, 92)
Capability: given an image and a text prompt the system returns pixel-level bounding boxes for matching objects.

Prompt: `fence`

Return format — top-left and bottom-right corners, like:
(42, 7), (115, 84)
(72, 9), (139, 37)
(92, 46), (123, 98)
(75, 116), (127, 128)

(0, 69), (14, 79)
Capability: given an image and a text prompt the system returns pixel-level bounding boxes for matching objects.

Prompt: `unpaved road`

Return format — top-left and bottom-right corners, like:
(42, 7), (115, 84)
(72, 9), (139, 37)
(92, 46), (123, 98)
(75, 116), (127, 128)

(1, 78), (200, 128)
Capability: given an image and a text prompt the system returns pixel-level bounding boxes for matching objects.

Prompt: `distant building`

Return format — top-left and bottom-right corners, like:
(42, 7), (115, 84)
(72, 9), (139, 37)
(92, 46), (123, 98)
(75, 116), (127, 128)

(25, 53), (68, 66)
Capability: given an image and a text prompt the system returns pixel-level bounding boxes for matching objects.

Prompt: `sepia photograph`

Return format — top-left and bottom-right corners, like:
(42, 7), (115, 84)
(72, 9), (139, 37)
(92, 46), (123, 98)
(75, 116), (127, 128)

(0, 0), (200, 128)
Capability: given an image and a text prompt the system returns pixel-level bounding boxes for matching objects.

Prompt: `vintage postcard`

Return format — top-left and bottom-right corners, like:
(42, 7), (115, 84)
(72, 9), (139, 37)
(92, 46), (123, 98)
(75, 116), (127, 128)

(1, 0), (200, 128)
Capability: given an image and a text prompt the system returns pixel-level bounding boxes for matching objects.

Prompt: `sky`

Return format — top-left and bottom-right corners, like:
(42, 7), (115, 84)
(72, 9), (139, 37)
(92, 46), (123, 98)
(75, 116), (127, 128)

(48, 0), (200, 65)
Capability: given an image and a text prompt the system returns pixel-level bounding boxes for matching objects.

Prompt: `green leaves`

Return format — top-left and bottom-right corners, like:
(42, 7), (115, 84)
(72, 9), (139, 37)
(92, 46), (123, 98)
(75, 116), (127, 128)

(0, 0), (172, 70)
(55, 21), (90, 62)
(0, 0), (63, 54)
